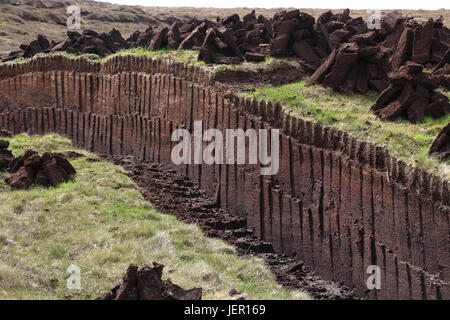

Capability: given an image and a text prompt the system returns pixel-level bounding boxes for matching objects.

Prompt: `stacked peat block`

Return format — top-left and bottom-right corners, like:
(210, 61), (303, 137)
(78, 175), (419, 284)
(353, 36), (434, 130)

(267, 9), (381, 71)
(50, 28), (129, 56)
(371, 61), (449, 122)
(269, 9), (321, 69)
(198, 26), (245, 64)
(5, 150), (76, 189)
(430, 17), (450, 64)
(390, 17), (450, 70)
(305, 12), (405, 93)
(433, 64), (450, 90)
(0, 10), (350, 66)
(21, 34), (53, 58)
(2, 10), (446, 64)
(9, 29), (129, 59)
(127, 26), (155, 48)
(429, 122), (450, 159)
(433, 48), (450, 89)
(197, 9), (383, 67)
(98, 263), (202, 300)
(305, 39), (391, 93)
(0, 140), (14, 171)
(197, 12), (271, 64)
(127, 20), (190, 51)
(175, 10), (321, 65)
(177, 18), (214, 50)
(306, 12), (450, 93)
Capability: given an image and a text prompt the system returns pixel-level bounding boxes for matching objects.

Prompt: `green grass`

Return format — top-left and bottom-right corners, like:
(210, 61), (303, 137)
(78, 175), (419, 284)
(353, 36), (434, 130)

(0, 48), (204, 67)
(0, 46), (299, 74)
(213, 56), (300, 73)
(101, 46), (205, 66)
(101, 46), (174, 61)
(0, 134), (309, 300)
(242, 80), (450, 179)
(36, 51), (101, 61)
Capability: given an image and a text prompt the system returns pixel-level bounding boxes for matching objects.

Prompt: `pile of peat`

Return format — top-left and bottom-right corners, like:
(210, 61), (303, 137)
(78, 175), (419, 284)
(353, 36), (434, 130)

(0, 140), (13, 171)
(0, 146), (76, 189)
(98, 263), (202, 300)
(371, 61), (450, 122)
(106, 156), (355, 300)
(3, 10), (449, 81)
(429, 122), (450, 159)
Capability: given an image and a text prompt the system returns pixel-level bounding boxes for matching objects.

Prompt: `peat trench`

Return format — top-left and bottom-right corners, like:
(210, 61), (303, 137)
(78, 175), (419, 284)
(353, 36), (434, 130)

(104, 155), (354, 300)
(2, 56), (447, 299)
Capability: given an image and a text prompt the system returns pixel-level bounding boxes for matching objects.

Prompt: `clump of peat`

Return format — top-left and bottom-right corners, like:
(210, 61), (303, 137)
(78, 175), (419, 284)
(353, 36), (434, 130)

(1, 147), (76, 189)
(97, 263), (202, 300)
(429, 122), (450, 159)
(371, 61), (450, 122)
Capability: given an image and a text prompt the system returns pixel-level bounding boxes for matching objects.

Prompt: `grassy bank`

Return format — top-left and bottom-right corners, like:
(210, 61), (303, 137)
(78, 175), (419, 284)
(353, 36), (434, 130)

(0, 134), (309, 300)
(242, 81), (450, 179)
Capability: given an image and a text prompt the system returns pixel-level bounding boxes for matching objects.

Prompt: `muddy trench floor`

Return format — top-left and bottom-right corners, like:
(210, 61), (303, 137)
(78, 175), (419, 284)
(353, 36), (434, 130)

(102, 155), (356, 300)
